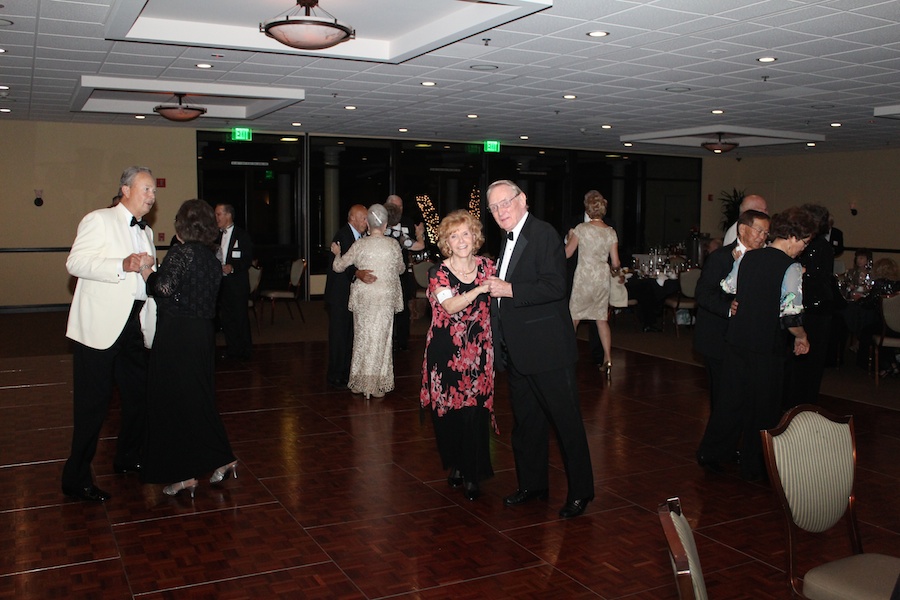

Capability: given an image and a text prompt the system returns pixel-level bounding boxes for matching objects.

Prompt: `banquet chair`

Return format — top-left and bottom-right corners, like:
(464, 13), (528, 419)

(663, 268), (701, 337)
(761, 404), (900, 599)
(247, 264), (262, 335)
(871, 293), (900, 386)
(259, 258), (306, 325)
(410, 260), (434, 320)
(658, 497), (708, 600)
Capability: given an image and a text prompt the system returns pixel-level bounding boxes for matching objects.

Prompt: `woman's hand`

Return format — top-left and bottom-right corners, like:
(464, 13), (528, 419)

(330, 241), (341, 256)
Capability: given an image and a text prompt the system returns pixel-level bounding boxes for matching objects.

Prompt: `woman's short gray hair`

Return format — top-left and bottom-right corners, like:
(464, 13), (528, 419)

(368, 204), (388, 231)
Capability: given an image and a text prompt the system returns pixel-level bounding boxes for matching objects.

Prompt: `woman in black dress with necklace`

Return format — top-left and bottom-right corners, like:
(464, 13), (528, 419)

(420, 210), (496, 500)
(141, 199), (237, 498)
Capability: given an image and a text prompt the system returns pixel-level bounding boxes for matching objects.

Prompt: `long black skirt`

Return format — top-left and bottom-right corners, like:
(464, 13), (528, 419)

(142, 314), (234, 484)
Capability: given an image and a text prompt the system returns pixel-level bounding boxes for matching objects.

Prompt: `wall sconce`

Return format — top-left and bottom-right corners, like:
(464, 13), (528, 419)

(34, 189), (43, 207)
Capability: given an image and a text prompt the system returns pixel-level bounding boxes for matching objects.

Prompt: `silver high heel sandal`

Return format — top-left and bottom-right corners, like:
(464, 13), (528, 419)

(163, 478), (198, 498)
(210, 461), (238, 484)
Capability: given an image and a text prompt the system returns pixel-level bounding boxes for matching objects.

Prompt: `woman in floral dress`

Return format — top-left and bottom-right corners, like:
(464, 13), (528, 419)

(420, 210), (496, 501)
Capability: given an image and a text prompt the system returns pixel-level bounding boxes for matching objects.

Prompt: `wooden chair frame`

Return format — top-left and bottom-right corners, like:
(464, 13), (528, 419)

(658, 496), (707, 600)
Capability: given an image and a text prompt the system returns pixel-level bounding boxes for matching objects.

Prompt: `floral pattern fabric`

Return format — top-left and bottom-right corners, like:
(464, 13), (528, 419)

(420, 256), (497, 431)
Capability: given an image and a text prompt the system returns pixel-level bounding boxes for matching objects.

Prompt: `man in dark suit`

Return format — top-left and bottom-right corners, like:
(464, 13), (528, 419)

(826, 217), (844, 257)
(384, 194), (424, 351)
(324, 204), (373, 388)
(215, 203), (254, 360)
(486, 179), (594, 519)
(694, 209), (769, 472)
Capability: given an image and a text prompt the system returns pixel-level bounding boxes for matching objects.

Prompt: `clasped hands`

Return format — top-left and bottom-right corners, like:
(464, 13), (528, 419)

(124, 252), (154, 273)
(486, 276), (512, 298)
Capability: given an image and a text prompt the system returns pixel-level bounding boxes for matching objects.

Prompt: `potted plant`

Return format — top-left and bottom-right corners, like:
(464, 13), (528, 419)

(718, 188), (744, 232)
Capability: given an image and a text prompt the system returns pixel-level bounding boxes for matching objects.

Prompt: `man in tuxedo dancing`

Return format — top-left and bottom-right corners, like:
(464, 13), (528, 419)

(486, 179), (594, 519)
(62, 166), (158, 501)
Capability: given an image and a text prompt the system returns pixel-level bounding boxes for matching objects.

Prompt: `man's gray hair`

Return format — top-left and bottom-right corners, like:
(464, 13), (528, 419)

(119, 166), (153, 188)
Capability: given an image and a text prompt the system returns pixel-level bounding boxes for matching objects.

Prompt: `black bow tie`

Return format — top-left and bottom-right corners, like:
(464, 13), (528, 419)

(130, 216), (147, 230)
(507, 231), (514, 241)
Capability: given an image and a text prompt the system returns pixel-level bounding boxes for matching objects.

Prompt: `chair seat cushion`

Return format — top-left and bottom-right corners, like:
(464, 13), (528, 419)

(261, 291), (294, 299)
(871, 334), (900, 348)
(803, 553), (900, 600)
(664, 298), (697, 309)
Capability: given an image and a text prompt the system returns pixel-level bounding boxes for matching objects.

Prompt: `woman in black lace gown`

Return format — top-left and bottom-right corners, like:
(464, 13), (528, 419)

(140, 199), (237, 498)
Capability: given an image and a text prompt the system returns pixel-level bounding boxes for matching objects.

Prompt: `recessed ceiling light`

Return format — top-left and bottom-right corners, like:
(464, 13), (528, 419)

(344, 105), (356, 110)
(195, 63), (213, 69)
(291, 122), (302, 127)
(757, 56), (777, 63)
(469, 64), (498, 71)
(0, 85), (9, 90)
(467, 114), (478, 119)
(0, 19), (12, 27)
(0, 107), (10, 113)
(563, 94), (577, 100)
(280, 137), (299, 142)
(806, 142), (816, 147)
(0, 48), (6, 53)
(520, 135), (529, 140)
(398, 128), (408, 132)
(587, 30), (609, 38)
(337, 141), (345, 145)
(711, 109), (725, 114)
(538, 150), (545, 155)
(420, 81), (436, 87)
(830, 123), (842, 127)
(444, 145), (451, 149)
(665, 86), (691, 93)
(415, 143), (432, 148)
(623, 142), (633, 147)
(134, 115), (145, 119)
(601, 124), (612, 129)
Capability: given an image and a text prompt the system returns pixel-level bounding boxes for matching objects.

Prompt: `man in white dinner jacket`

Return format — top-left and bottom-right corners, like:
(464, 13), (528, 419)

(62, 166), (158, 502)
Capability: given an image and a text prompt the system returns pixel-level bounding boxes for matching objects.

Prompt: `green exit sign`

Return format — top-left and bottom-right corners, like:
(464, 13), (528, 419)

(484, 140), (501, 153)
(231, 127), (252, 142)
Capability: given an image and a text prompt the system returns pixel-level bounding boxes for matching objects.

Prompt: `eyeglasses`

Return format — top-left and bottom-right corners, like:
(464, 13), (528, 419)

(488, 192), (520, 214)
(749, 225), (769, 236)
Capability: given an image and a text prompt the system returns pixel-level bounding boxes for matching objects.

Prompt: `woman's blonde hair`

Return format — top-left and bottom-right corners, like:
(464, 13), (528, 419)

(436, 210), (484, 257)
(584, 190), (607, 220)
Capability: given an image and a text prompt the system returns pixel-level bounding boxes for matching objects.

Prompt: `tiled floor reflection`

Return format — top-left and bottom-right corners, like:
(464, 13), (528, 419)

(1, 337), (898, 599)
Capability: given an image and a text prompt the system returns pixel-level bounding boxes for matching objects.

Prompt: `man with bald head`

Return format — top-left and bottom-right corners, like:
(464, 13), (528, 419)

(723, 194), (767, 245)
(324, 204), (374, 389)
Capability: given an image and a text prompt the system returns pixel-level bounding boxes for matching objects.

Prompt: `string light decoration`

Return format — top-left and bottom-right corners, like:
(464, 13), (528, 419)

(468, 185), (481, 220)
(416, 194), (439, 245)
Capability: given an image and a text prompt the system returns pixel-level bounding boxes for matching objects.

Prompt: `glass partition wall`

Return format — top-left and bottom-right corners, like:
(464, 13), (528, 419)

(198, 132), (702, 297)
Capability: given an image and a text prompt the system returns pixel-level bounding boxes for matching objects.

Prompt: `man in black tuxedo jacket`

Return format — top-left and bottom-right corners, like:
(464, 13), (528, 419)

(486, 179), (594, 519)
(215, 203), (254, 360)
(826, 218), (844, 257)
(324, 204), (373, 388)
(694, 209), (769, 471)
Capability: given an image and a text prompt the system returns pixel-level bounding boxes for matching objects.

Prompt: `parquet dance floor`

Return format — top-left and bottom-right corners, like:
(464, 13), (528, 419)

(2, 338), (899, 599)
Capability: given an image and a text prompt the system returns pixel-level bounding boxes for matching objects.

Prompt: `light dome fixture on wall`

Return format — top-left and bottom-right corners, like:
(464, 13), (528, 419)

(153, 93), (207, 122)
(701, 132), (739, 154)
(261, 0), (355, 51)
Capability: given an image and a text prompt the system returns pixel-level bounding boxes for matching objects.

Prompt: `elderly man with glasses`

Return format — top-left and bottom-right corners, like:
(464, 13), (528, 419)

(484, 179), (594, 519)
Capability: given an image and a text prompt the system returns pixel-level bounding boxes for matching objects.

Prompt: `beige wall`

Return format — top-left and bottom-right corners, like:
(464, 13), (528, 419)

(0, 120), (197, 306)
(699, 148), (900, 252)
(2, 119), (899, 307)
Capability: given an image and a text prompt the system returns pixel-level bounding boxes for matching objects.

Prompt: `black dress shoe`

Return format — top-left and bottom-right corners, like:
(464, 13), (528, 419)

(447, 469), (463, 488)
(463, 481), (480, 501)
(559, 497), (592, 519)
(696, 454), (724, 474)
(63, 484), (111, 502)
(503, 488), (549, 506)
(113, 462), (142, 474)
